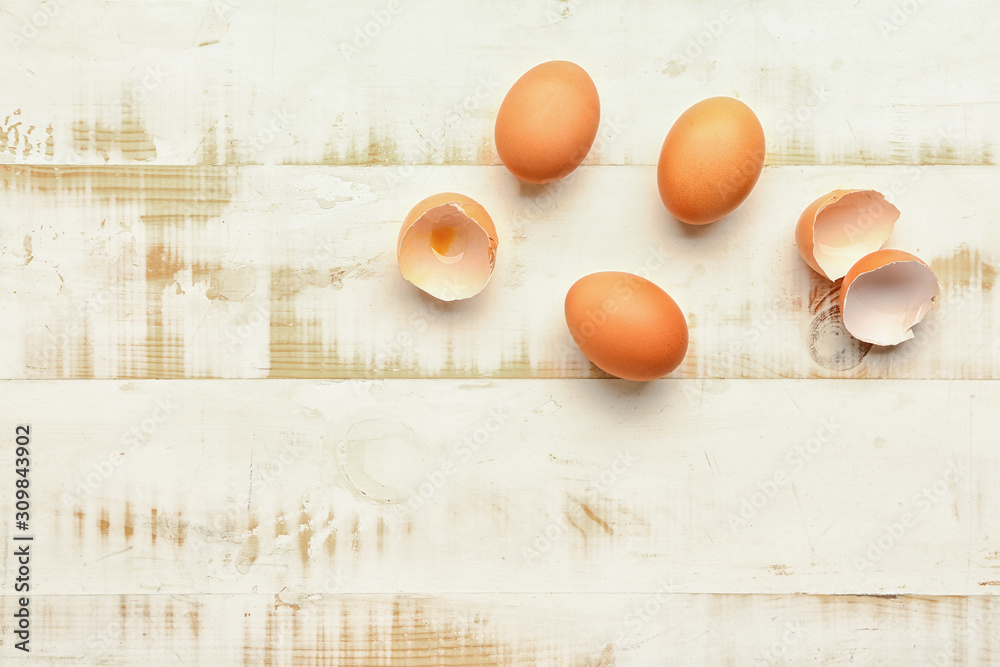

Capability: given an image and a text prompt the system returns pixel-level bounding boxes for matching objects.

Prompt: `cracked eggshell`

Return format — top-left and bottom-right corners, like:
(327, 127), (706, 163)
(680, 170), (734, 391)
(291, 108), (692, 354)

(796, 189), (900, 280)
(839, 249), (940, 346)
(565, 271), (688, 381)
(397, 193), (498, 301)
(494, 60), (600, 184)
(656, 97), (765, 225)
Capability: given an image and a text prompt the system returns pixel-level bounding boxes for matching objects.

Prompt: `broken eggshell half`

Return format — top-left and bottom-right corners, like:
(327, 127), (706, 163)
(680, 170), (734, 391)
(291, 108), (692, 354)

(397, 192), (498, 301)
(839, 249), (940, 346)
(796, 189), (900, 280)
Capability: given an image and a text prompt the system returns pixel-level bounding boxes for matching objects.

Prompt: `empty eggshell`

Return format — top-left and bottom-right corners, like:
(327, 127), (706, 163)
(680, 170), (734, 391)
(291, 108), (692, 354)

(839, 249), (940, 346)
(796, 189), (900, 280)
(494, 60), (601, 184)
(565, 271), (688, 381)
(397, 193), (498, 301)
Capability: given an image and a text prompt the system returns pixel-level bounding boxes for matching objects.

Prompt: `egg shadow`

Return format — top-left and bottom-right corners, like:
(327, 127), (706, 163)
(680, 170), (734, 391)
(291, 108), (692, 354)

(585, 370), (685, 404)
(516, 180), (558, 197)
(645, 184), (736, 244)
(514, 178), (566, 211)
(408, 283), (487, 315)
(672, 211), (738, 240)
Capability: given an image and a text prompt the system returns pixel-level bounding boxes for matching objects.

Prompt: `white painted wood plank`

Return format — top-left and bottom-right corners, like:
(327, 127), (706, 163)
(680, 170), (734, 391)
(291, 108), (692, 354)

(2, 379), (998, 597)
(1, 1), (995, 664)
(2, 165), (996, 379)
(2, 592), (997, 665)
(0, 1), (996, 166)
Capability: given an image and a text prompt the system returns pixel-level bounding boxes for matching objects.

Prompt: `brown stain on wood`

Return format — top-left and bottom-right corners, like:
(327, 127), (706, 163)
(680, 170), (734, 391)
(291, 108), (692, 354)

(320, 128), (401, 165)
(237, 516), (260, 575)
(118, 596), (129, 640)
(931, 243), (997, 293)
(1, 110), (53, 160)
(270, 267), (347, 298)
(807, 272), (842, 316)
(74, 509), (85, 542)
(265, 301), (546, 380)
(478, 139), (494, 164)
(264, 603), (276, 665)
(4, 165), (236, 379)
(566, 513), (588, 549)
(350, 515), (362, 556)
(78, 319), (95, 379)
(243, 617), (254, 665)
(76, 504), (201, 550)
(580, 502), (613, 535)
(266, 261), (386, 379)
(139, 167), (235, 379)
(594, 643), (616, 666)
(176, 511), (186, 547)
(100, 507), (111, 541)
(979, 581), (1000, 586)
(297, 504), (312, 570)
(275, 511), (289, 539)
(274, 589), (301, 611)
(123, 502), (134, 542)
(164, 600), (174, 637)
(234, 596), (521, 664)
(765, 138), (997, 167)
(204, 265), (256, 301)
(71, 104), (156, 163)
(324, 530), (336, 560)
(36, 593), (1000, 664)
(119, 111), (158, 162)
(145, 243), (187, 282)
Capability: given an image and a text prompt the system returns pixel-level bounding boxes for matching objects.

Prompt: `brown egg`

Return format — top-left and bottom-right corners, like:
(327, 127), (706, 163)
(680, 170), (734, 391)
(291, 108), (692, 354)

(657, 97), (765, 225)
(494, 60), (600, 184)
(564, 272), (688, 381)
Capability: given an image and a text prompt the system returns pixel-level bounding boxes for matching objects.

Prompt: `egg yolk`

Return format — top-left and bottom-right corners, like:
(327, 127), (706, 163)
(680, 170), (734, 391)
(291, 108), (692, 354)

(430, 220), (468, 264)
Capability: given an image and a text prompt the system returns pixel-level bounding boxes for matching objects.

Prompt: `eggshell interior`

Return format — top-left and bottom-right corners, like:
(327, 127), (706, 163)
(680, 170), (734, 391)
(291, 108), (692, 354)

(841, 260), (940, 346)
(397, 201), (497, 301)
(798, 190), (899, 280)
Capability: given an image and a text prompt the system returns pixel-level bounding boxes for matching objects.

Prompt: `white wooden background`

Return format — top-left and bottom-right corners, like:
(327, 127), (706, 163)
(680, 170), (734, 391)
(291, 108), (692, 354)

(0, 0), (998, 664)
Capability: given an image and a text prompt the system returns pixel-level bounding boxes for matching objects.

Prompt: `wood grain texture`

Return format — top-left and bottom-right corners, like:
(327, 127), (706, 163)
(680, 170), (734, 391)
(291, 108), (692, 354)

(1, 1), (998, 663)
(0, 1), (996, 167)
(2, 164), (996, 380)
(1, 593), (997, 665)
(2, 380), (998, 598)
